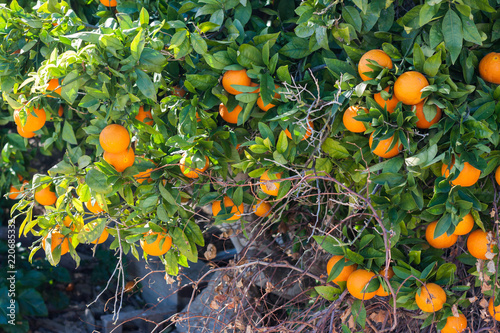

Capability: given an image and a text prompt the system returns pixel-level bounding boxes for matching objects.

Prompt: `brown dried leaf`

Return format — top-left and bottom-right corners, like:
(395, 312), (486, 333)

(210, 300), (220, 310)
(468, 296), (478, 303)
(164, 274), (175, 285)
(266, 281), (274, 294)
(480, 298), (489, 309)
(204, 243), (217, 261)
(369, 311), (386, 324)
(214, 294), (227, 303)
(451, 304), (459, 317)
(236, 280), (244, 289)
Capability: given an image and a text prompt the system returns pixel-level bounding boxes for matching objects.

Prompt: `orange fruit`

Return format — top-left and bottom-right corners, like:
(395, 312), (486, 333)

(414, 101), (441, 129)
(426, 221), (458, 249)
(260, 171), (282, 196)
(219, 103), (243, 124)
(496, 166), (500, 186)
(326, 255), (357, 285)
(441, 313), (467, 333)
(479, 52), (500, 84)
(369, 133), (402, 159)
(58, 105), (64, 117)
(179, 153), (209, 178)
(42, 230), (69, 255)
(47, 78), (62, 97)
(453, 213), (474, 236)
(467, 229), (495, 260)
(35, 185), (57, 206)
(17, 126), (35, 138)
(14, 106), (46, 132)
(256, 85), (280, 112)
(358, 49), (393, 81)
(375, 267), (395, 297)
(415, 283), (446, 313)
(135, 106), (153, 126)
(343, 105), (368, 133)
(8, 185), (22, 200)
(441, 160), (481, 187)
(253, 200), (271, 217)
(172, 85), (186, 97)
(140, 230), (172, 256)
(86, 199), (104, 214)
(489, 297), (500, 321)
(346, 269), (377, 300)
(84, 223), (109, 244)
(62, 216), (78, 231)
(374, 87), (400, 113)
(212, 196), (244, 221)
(103, 147), (135, 172)
(100, 0), (117, 6)
(284, 119), (313, 141)
(134, 168), (154, 184)
(249, 82), (259, 93)
(99, 124), (130, 154)
(394, 71), (429, 105)
(222, 69), (251, 95)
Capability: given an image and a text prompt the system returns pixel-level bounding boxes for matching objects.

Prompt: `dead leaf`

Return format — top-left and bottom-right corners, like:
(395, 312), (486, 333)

(480, 298), (489, 309)
(210, 300), (220, 310)
(369, 311), (386, 324)
(164, 274), (175, 284)
(266, 281), (274, 294)
(468, 296), (477, 303)
(204, 243), (217, 260)
(451, 304), (459, 317)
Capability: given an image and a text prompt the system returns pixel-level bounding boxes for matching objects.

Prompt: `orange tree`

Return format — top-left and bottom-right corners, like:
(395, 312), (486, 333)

(3, 0), (500, 331)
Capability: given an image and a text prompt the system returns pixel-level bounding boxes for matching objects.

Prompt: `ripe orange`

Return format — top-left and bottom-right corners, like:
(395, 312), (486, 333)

(8, 185), (22, 200)
(99, 124), (130, 153)
(284, 119), (313, 141)
(394, 71), (429, 105)
(35, 185), (57, 206)
(426, 221), (458, 249)
(374, 87), (400, 113)
(84, 223), (109, 244)
(62, 216), (78, 231)
(479, 52), (500, 84)
(103, 147), (135, 172)
(453, 213), (474, 236)
(489, 297), (500, 321)
(260, 171), (282, 196)
(212, 196), (244, 221)
(495, 166), (500, 186)
(219, 103), (243, 124)
(346, 269), (377, 300)
(47, 78), (62, 97)
(415, 283), (446, 312)
(140, 230), (172, 256)
(441, 160), (481, 187)
(222, 69), (251, 95)
(253, 200), (271, 217)
(172, 85), (186, 97)
(134, 168), (154, 184)
(376, 267), (395, 297)
(441, 313), (467, 333)
(326, 255), (357, 285)
(17, 126), (35, 138)
(100, 0), (117, 6)
(256, 85), (280, 112)
(135, 106), (153, 126)
(42, 230), (69, 255)
(86, 199), (104, 214)
(14, 106), (46, 132)
(369, 133), (402, 159)
(179, 153), (209, 178)
(358, 49), (393, 81)
(343, 105), (368, 133)
(58, 105), (64, 117)
(414, 101), (441, 129)
(467, 229), (495, 260)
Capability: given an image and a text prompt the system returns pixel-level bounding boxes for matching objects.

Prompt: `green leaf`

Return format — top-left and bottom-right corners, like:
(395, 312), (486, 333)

(343, 6), (362, 32)
(237, 44), (263, 67)
(139, 7), (149, 25)
(276, 65), (292, 85)
(86, 169), (112, 194)
(276, 131), (288, 154)
(186, 221), (204, 246)
(18, 289), (48, 317)
(135, 69), (157, 102)
(131, 29), (146, 61)
(279, 38), (311, 59)
(413, 43), (425, 73)
(191, 33), (208, 55)
(419, 3), (440, 27)
(459, 13), (482, 45)
(172, 228), (197, 262)
(315, 286), (340, 301)
(442, 9), (463, 64)
(313, 235), (344, 255)
(324, 58), (356, 79)
(165, 250), (179, 275)
(62, 121), (77, 145)
(423, 51), (441, 77)
(322, 138), (349, 159)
